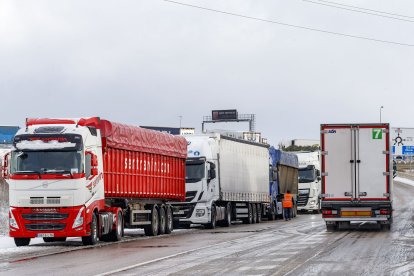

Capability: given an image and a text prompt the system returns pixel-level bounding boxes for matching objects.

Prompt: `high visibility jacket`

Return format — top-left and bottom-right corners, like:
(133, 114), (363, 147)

(283, 193), (293, 208)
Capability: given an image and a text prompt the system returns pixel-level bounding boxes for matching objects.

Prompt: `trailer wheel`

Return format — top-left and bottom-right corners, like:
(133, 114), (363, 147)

(252, 204), (257, 224)
(43, 237), (67, 243)
(243, 204), (253, 224)
(165, 207), (173, 234)
(107, 211), (123, 242)
(268, 204), (276, 221)
(14, 238), (30, 247)
(205, 205), (216, 229)
(381, 224), (391, 231)
(159, 207), (166, 235)
(256, 204), (262, 223)
(223, 202), (232, 227)
(326, 223), (337, 232)
(82, 212), (98, 245)
(144, 205), (159, 236)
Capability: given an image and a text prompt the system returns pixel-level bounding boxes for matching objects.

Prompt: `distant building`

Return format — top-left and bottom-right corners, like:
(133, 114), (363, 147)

(208, 130), (268, 144)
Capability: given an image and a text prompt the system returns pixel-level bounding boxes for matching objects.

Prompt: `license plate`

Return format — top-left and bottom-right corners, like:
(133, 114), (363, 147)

(174, 211), (185, 215)
(37, 233), (54, 238)
(341, 211), (372, 217)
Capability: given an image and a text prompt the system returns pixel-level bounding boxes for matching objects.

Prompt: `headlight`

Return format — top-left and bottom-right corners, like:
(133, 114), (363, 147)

(9, 210), (19, 229)
(196, 209), (205, 217)
(72, 207), (85, 229)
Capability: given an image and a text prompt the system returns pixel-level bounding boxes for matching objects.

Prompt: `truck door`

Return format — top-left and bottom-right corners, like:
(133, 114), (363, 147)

(323, 127), (354, 200)
(356, 126), (389, 200)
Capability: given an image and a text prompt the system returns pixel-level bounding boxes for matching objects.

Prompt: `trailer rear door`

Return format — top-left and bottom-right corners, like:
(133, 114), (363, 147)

(322, 126), (354, 200)
(321, 124), (390, 201)
(356, 126), (389, 200)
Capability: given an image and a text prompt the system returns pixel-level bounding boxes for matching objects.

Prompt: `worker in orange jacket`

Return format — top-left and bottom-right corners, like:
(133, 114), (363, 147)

(282, 190), (293, 221)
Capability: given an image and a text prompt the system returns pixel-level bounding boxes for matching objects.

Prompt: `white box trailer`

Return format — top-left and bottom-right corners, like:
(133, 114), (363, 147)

(320, 124), (393, 230)
(172, 134), (270, 228)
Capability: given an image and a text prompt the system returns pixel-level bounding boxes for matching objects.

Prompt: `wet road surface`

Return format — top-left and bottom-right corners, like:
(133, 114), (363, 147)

(1, 181), (413, 276)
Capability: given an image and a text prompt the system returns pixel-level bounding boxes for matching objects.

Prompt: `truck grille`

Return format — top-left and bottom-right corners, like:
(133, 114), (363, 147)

(26, 223), (66, 231)
(30, 197), (44, 205)
(174, 204), (196, 219)
(185, 191), (197, 202)
(22, 213), (69, 221)
(298, 189), (310, 207)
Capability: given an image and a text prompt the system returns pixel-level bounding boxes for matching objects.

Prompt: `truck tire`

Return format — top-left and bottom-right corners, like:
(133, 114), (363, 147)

(223, 202), (232, 227)
(165, 207), (173, 234)
(43, 237), (67, 243)
(82, 213), (98, 245)
(381, 224), (391, 231)
(144, 205), (159, 236)
(107, 211), (123, 242)
(268, 204), (276, 221)
(14, 238), (31, 247)
(205, 205), (216, 229)
(159, 207), (166, 235)
(252, 203), (257, 224)
(326, 223), (337, 232)
(243, 204), (253, 224)
(256, 204), (262, 223)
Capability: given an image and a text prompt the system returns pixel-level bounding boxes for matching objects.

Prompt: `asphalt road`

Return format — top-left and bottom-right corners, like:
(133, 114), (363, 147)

(1, 181), (413, 276)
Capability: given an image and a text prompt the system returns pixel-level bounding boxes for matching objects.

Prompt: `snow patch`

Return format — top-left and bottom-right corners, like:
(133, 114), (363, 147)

(394, 177), (414, 187)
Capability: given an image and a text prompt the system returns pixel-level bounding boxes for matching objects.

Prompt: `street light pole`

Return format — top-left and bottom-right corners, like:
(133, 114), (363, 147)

(380, 106), (384, 123)
(179, 116), (182, 128)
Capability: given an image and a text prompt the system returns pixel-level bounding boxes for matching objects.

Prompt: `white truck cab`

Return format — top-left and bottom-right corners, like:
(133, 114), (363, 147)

(296, 152), (321, 213)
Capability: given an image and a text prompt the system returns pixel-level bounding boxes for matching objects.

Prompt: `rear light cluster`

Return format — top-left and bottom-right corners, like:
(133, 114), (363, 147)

(322, 210), (338, 215)
(375, 210), (391, 215)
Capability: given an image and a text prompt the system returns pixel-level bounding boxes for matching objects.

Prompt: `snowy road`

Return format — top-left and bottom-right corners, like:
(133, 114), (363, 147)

(1, 181), (413, 276)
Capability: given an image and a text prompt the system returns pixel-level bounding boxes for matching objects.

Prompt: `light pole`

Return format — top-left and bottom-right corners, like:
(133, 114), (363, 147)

(380, 106), (384, 123)
(179, 116), (182, 129)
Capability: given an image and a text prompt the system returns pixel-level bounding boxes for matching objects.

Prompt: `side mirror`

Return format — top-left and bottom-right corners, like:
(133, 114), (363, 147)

(317, 176), (322, 181)
(2, 153), (10, 179)
(208, 162), (216, 180)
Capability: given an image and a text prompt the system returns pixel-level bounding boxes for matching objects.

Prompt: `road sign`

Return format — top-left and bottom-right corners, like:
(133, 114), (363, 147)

(392, 127), (414, 156)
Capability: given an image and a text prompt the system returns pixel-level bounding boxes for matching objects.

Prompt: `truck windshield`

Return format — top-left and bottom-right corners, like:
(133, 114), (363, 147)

(186, 162), (205, 183)
(11, 151), (82, 175)
(298, 168), (316, 183)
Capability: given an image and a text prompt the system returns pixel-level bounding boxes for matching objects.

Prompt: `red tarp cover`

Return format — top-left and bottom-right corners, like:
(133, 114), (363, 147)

(99, 120), (187, 159)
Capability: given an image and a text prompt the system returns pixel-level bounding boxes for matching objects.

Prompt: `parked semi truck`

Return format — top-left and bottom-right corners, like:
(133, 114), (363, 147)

(172, 133), (270, 228)
(295, 151), (321, 213)
(268, 147), (299, 220)
(320, 124), (393, 231)
(3, 117), (187, 246)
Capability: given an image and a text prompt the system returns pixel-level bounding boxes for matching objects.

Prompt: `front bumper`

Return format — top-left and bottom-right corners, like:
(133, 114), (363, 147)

(9, 206), (88, 238)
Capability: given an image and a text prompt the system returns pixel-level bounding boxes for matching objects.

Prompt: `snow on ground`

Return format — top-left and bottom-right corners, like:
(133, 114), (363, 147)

(394, 176), (414, 187)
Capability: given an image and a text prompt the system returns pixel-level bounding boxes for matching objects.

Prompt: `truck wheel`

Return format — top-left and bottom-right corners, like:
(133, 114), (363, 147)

(252, 203), (257, 224)
(326, 223), (337, 232)
(165, 207), (173, 234)
(223, 203), (232, 227)
(256, 204), (262, 223)
(82, 213), (98, 245)
(268, 204), (276, 221)
(107, 211), (123, 242)
(205, 206), (216, 229)
(159, 207), (166, 235)
(381, 224), (391, 231)
(243, 204), (253, 224)
(14, 238), (31, 247)
(144, 205), (159, 236)
(43, 237), (67, 243)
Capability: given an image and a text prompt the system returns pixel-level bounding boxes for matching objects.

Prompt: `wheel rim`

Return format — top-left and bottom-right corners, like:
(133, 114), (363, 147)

(168, 209), (172, 229)
(92, 216), (97, 241)
(117, 214), (122, 236)
(154, 210), (158, 232)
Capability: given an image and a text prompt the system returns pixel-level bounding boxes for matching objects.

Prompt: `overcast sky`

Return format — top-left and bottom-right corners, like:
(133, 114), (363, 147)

(1, 0), (413, 145)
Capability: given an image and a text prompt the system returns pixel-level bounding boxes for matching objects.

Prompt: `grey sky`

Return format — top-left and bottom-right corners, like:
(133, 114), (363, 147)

(1, 0), (413, 146)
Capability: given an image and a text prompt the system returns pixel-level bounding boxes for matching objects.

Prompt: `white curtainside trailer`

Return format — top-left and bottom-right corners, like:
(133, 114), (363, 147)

(172, 134), (270, 228)
(320, 124), (393, 230)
